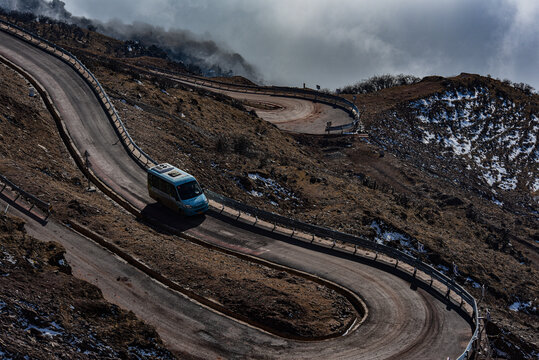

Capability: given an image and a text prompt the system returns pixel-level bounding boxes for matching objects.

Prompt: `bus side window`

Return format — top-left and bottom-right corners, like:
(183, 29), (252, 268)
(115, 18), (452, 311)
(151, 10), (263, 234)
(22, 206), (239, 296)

(149, 175), (177, 200)
(149, 173), (158, 188)
(157, 178), (166, 193)
(168, 182), (179, 200)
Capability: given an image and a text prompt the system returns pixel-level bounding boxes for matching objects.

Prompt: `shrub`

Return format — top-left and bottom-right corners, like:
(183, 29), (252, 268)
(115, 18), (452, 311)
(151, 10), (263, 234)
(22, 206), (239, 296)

(341, 74), (421, 94)
(233, 135), (252, 156)
(513, 82), (535, 96)
(215, 136), (229, 153)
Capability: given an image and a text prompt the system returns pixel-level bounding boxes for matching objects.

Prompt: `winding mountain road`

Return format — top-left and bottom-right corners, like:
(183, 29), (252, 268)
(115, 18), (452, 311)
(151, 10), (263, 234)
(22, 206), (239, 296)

(172, 82), (354, 134)
(0, 29), (472, 359)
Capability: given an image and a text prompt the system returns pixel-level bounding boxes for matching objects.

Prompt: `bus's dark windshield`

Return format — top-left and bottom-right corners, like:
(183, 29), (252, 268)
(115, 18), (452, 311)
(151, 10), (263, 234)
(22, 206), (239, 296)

(177, 181), (203, 200)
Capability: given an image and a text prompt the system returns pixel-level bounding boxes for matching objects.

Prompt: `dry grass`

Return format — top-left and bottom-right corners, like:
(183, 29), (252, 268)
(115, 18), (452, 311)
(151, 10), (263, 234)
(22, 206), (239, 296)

(97, 67), (538, 352)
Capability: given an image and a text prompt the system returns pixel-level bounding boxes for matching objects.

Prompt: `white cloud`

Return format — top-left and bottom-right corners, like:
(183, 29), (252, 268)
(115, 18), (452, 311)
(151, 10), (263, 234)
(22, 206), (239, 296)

(47, 0), (539, 89)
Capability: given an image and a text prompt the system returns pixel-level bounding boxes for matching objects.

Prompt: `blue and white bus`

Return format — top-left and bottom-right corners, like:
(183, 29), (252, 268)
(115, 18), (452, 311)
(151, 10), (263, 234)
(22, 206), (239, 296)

(147, 163), (209, 216)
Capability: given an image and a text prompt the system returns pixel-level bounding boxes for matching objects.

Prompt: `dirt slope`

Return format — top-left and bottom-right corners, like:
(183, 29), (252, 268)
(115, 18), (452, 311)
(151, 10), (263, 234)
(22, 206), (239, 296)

(0, 214), (175, 359)
(0, 28), (475, 360)
(94, 52), (537, 358)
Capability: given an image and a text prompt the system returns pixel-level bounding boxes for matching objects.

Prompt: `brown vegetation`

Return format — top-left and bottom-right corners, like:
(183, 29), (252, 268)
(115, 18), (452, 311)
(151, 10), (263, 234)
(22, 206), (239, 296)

(99, 63), (538, 355)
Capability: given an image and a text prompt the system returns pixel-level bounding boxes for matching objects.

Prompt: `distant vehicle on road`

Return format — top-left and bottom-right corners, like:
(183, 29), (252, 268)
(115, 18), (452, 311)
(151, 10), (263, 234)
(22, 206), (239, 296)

(147, 163), (209, 216)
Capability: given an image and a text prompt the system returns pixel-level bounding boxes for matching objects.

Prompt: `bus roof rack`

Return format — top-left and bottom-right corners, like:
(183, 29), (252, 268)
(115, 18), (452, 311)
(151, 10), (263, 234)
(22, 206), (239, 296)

(152, 163), (174, 174)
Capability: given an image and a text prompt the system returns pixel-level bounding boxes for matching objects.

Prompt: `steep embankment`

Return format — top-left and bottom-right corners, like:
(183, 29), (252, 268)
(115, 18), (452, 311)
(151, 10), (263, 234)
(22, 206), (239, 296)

(343, 73), (538, 357)
(95, 51), (537, 357)
(0, 59), (357, 343)
(45, 21), (535, 355)
(101, 65), (537, 354)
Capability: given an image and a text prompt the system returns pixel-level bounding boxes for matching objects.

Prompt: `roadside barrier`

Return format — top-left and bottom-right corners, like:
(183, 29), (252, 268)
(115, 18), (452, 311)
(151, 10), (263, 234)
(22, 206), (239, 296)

(207, 189), (479, 359)
(0, 20), (478, 359)
(0, 53), (142, 220)
(0, 172), (51, 217)
(325, 121), (359, 133)
(68, 219), (366, 341)
(0, 48), (368, 342)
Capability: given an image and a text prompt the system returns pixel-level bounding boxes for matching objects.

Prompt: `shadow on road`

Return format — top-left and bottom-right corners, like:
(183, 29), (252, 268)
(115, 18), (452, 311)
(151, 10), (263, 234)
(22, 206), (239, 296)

(140, 202), (206, 233)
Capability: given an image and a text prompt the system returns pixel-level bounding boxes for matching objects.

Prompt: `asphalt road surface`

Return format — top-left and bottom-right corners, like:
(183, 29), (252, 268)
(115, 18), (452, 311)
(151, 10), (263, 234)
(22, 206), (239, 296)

(0, 29), (472, 359)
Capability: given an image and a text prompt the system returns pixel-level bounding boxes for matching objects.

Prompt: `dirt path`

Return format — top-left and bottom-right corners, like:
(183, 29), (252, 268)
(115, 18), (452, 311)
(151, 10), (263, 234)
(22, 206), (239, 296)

(0, 29), (472, 359)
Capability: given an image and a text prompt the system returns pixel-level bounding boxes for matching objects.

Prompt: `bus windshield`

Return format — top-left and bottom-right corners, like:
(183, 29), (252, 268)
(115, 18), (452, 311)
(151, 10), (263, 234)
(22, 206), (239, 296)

(177, 181), (203, 200)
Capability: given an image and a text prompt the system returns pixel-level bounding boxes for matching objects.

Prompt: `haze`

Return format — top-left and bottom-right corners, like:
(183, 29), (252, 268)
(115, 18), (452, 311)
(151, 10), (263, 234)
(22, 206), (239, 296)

(43, 0), (539, 89)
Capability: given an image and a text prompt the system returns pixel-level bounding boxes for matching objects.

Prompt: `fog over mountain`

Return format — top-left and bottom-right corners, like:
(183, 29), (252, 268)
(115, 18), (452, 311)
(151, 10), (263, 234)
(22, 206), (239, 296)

(2, 0), (538, 90)
(0, 0), (260, 79)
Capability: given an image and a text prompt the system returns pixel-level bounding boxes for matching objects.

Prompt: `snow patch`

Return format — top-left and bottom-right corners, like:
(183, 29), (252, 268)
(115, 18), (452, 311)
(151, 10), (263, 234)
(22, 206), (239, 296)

(422, 131), (435, 144)
(25, 322), (64, 338)
(369, 221), (417, 254)
(437, 264), (449, 274)
(443, 135), (471, 155)
(508, 300), (536, 313)
(128, 347), (163, 357)
(248, 189), (263, 197)
(532, 178), (539, 192)
(492, 198), (504, 206)
(405, 87), (537, 196)
(247, 173), (298, 201)
(2, 251), (16, 265)
(465, 277), (481, 288)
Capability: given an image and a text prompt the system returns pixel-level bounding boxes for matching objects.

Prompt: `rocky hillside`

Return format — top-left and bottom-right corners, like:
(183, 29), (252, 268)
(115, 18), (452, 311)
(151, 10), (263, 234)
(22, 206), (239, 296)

(100, 59), (538, 358)
(0, 215), (175, 359)
(365, 74), (538, 214)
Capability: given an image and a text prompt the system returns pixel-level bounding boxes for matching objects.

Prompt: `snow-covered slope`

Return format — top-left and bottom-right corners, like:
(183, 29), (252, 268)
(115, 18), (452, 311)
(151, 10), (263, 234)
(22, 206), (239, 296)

(369, 79), (538, 212)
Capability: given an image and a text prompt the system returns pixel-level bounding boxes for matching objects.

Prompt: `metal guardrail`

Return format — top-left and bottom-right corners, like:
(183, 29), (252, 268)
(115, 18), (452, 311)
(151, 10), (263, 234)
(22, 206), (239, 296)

(325, 119), (361, 133)
(0, 19), (478, 359)
(0, 173), (51, 215)
(0, 19), (157, 170)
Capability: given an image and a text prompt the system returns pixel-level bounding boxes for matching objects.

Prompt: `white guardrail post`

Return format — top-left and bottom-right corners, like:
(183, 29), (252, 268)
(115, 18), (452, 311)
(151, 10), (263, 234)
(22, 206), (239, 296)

(0, 19), (478, 359)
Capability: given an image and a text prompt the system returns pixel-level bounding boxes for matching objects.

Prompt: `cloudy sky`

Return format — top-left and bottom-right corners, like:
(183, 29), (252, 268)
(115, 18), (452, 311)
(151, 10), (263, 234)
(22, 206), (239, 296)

(59, 0), (538, 89)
